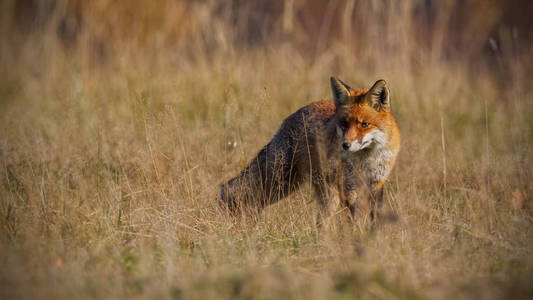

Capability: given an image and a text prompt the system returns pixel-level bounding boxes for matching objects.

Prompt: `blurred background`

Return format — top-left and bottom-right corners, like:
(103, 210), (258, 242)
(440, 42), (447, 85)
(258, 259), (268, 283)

(2, 0), (532, 83)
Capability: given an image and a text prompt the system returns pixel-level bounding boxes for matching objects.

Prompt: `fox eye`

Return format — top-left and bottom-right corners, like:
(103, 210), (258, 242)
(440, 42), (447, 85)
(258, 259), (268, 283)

(339, 120), (349, 129)
(361, 121), (370, 128)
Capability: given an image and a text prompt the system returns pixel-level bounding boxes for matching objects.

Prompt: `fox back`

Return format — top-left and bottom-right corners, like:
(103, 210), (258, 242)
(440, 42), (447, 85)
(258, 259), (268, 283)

(219, 77), (400, 225)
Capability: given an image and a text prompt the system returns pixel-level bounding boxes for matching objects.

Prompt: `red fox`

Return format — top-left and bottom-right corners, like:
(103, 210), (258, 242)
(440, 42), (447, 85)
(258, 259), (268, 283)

(220, 77), (401, 227)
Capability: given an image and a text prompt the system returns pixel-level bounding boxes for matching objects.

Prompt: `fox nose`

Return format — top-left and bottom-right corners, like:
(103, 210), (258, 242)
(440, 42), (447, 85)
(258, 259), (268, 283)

(342, 142), (351, 150)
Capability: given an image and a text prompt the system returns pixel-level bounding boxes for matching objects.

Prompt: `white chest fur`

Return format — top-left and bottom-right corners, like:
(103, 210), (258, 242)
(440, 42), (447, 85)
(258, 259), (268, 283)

(343, 146), (395, 185)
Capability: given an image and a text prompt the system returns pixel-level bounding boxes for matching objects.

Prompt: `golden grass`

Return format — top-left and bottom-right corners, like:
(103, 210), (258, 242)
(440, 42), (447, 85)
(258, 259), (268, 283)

(1, 1), (532, 299)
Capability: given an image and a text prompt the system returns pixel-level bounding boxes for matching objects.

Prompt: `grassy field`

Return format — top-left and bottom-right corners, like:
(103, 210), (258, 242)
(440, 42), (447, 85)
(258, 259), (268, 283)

(1, 1), (532, 299)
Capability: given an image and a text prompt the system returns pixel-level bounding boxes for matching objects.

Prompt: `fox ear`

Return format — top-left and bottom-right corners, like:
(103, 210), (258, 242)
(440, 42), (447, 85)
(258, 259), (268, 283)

(330, 77), (353, 106)
(366, 79), (390, 111)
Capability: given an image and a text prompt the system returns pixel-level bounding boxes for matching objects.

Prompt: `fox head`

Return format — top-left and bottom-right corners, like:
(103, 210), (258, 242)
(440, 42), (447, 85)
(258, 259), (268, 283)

(330, 77), (395, 153)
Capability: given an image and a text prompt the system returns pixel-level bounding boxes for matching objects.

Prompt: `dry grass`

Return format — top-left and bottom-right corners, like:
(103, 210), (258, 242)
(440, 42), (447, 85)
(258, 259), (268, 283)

(1, 1), (532, 299)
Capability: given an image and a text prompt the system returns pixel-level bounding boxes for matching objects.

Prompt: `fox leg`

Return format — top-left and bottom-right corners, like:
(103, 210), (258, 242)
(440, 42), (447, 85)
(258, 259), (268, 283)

(342, 189), (358, 221)
(340, 165), (359, 222)
(314, 184), (340, 229)
(369, 184), (384, 222)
